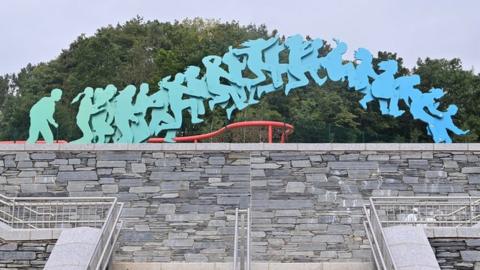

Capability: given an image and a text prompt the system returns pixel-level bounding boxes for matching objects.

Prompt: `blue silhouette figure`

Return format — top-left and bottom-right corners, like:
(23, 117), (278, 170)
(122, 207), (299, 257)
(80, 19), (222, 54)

(113, 85), (138, 143)
(427, 105), (469, 143)
(71, 87), (104, 143)
(319, 39), (354, 82)
(371, 60), (404, 116)
(257, 38), (287, 97)
(348, 48), (378, 109)
(202, 55), (247, 111)
(222, 47), (249, 118)
(396, 75), (422, 108)
(409, 88), (445, 123)
(303, 38), (327, 87)
(91, 85), (118, 143)
(284, 35), (313, 95)
(223, 47), (248, 100)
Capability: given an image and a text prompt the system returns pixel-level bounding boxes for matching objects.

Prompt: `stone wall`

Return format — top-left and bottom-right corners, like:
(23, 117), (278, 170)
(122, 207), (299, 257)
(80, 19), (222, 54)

(0, 143), (479, 264)
(430, 238), (480, 269)
(0, 240), (55, 269)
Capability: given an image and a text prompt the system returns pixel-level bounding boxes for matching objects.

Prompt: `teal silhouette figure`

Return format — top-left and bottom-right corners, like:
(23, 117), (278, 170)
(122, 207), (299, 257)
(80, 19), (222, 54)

(91, 85), (118, 143)
(284, 35), (314, 95)
(319, 39), (354, 82)
(148, 83), (177, 143)
(184, 66), (211, 120)
(371, 60), (404, 117)
(222, 47), (249, 119)
(257, 38), (287, 97)
(427, 105), (469, 143)
(131, 83), (157, 143)
(202, 56), (247, 111)
(348, 48), (378, 109)
(71, 87), (104, 143)
(27, 88), (63, 144)
(233, 37), (278, 103)
(113, 85), (138, 143)
(158, 74), (203, 132)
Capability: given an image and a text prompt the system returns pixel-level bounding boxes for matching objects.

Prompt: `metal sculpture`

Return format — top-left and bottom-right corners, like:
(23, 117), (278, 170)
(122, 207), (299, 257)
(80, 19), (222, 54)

(26, 88), (63, 144)
(27, 35), (468, 143)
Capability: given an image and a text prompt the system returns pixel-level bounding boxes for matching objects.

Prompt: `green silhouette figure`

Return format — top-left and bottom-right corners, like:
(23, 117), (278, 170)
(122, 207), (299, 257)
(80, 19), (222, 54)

(26, 88), (63, 144)
(91, 85), (118, 143)
(71, 87), (104, 143)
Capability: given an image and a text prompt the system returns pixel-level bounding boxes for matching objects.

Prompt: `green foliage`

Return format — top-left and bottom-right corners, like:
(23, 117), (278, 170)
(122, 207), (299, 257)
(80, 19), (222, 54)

(0, 17), (478, 143)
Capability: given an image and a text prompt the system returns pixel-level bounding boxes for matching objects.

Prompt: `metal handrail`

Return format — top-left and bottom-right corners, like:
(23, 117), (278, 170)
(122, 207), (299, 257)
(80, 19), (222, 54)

(233, 209), (239, 269)
(0, 195), (54, 217)
(233, 208), (251, 270)
(369, 196), (480, 228)
(363, 205), (387, 270)
(0, 209), (38, 229)
(87, 200), (123, 270)
(0, 194), (112, 222)
(147, 120), (294, 143)
(432, 198), (480, 219)
(0, 194), (123, 270)
(369, 198), (397, 270)
(365, 196), (480, 270)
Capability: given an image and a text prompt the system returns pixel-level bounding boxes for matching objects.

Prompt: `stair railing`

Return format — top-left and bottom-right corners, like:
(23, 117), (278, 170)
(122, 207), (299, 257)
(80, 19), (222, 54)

(233, 208), (251, 270)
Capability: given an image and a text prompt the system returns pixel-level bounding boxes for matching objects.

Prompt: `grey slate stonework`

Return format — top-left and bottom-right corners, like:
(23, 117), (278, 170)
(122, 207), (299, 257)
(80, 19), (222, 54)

(430, 238), (480, 269)
(0, 239), (55, 269)
(0, 145), (480, 264)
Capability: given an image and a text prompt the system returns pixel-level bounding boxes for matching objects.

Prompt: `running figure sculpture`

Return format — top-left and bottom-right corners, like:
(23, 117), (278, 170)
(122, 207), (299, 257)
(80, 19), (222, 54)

(26, 35), (467, 143)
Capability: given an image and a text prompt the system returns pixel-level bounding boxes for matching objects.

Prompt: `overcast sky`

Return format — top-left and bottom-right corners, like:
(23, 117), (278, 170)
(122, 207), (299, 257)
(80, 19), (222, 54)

(1, 0), (479, 75)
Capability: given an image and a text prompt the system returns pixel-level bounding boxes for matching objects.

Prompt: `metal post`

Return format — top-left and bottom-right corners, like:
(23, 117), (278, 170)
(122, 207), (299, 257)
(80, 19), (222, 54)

(328, 124), (331, 142)
(268, 125), (273, 143)
(240, 213), (245, 270)
(246, 208), (251, 270)
(281, 123), (286, 143)
(11, 199), (15, 227)
(233, 208), (239, 270)
(470, 197), (473, 226)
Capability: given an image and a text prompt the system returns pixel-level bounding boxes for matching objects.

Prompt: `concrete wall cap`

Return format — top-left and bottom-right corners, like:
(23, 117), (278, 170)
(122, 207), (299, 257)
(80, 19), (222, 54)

(1, 143), (477, 152)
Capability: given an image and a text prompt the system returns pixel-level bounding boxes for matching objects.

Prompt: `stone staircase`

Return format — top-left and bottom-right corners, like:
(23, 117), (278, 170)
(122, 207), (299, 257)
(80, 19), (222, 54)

(383, 226), (440, 270)
(44, 227), (102, 270)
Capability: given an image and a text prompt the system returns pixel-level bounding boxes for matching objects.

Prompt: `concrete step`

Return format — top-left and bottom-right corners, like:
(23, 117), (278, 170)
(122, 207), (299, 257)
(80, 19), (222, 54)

(384, 225), (440, 270)
(112, 262), (375, 270)
(44, 227), (101, 270)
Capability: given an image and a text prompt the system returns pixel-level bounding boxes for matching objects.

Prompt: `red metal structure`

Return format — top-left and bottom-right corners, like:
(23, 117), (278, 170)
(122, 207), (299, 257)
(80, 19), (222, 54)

(147, 120), (294, 143)
(0, 121), (294, 144)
